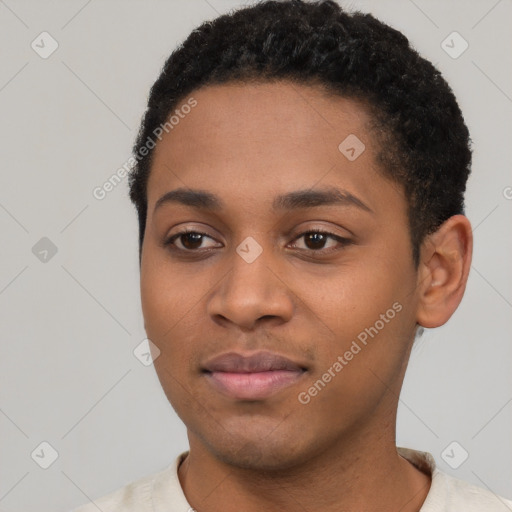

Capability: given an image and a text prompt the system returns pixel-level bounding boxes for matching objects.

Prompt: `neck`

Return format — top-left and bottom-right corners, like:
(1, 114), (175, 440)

(178, 420), (431, 512)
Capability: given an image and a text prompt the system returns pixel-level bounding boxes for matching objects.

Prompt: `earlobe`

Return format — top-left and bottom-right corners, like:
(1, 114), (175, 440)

(416, 215), (473, 328)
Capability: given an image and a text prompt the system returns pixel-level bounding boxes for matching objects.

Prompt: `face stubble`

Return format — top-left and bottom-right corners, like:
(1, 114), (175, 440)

(140, 81), (421, 478)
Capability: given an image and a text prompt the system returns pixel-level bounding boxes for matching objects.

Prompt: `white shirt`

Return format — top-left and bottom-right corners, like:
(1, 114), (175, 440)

(71, 447), (512, 511)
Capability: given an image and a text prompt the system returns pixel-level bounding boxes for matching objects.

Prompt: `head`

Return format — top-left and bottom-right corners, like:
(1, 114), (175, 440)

(129, 0), (472, 470)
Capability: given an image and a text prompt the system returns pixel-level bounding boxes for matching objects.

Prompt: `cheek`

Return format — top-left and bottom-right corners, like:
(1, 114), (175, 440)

(140, 261), (194, 377)
(140, 255), (226, 380)
(141, 254), (201, 336)
(308, 263), (405, 341)
(141, 270), (197, 413)
(302, 256), (416, 391)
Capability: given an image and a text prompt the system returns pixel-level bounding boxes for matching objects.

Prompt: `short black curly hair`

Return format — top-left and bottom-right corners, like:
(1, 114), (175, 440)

(128, 0), (471, 266)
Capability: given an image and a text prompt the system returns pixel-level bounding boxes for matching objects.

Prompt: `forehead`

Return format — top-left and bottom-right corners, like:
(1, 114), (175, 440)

(147, 80), (393, 215)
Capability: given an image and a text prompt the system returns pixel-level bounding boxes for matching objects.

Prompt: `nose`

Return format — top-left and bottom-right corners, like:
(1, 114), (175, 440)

(206, 241), (294, 331)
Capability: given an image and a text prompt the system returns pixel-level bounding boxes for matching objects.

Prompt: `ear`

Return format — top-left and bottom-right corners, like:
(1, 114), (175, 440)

(416, 214), (473, 328)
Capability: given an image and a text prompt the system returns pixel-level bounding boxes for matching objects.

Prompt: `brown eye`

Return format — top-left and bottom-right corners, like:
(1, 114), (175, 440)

(303, 232), (329, 250)
(291, 230), (351, 254)
(165, 230), (220, 251)
(179, 232), (205, 250)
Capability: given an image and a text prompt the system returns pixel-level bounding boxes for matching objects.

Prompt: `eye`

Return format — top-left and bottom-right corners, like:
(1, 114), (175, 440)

(163, 228), (351, 255)
(164, 229), (220, 251)
(290, 229), (351, 254)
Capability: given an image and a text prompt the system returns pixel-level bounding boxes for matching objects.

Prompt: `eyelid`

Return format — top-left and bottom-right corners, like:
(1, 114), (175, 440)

(288, 229), (352, 253)
(163, 225), (353, 255)
(164, 228), (220, 250)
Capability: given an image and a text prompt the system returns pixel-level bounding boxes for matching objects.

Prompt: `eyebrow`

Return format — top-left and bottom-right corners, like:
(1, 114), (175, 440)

(154, 186), (373, 214)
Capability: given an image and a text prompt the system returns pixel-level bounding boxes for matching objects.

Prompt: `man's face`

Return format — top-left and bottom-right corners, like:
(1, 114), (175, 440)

(141, 81), (421, 470)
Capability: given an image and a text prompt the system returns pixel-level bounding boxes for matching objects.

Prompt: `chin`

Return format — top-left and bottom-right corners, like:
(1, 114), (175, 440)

(211, 440), (307, 472)
(193, 415), (323, 472)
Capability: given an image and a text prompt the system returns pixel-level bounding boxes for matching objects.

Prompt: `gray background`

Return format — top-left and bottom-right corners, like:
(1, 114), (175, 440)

(0, 0), (511, 510)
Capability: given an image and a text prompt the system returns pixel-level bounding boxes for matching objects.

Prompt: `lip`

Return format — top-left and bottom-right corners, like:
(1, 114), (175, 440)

(202, 351), (307, 400)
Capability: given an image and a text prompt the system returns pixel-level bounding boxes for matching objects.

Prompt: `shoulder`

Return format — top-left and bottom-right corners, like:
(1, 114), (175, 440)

(424, 468), (512, 511)
(70, 471), (158, 512)
(397, 447), (512, 511)
(70, 462), (177, 512)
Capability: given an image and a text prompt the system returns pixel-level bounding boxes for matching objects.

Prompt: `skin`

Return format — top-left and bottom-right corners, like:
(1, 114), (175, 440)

(140, 81), (473, 512)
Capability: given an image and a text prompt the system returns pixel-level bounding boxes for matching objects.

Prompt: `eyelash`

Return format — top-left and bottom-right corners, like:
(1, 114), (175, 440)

(163, 228), (351, 256)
